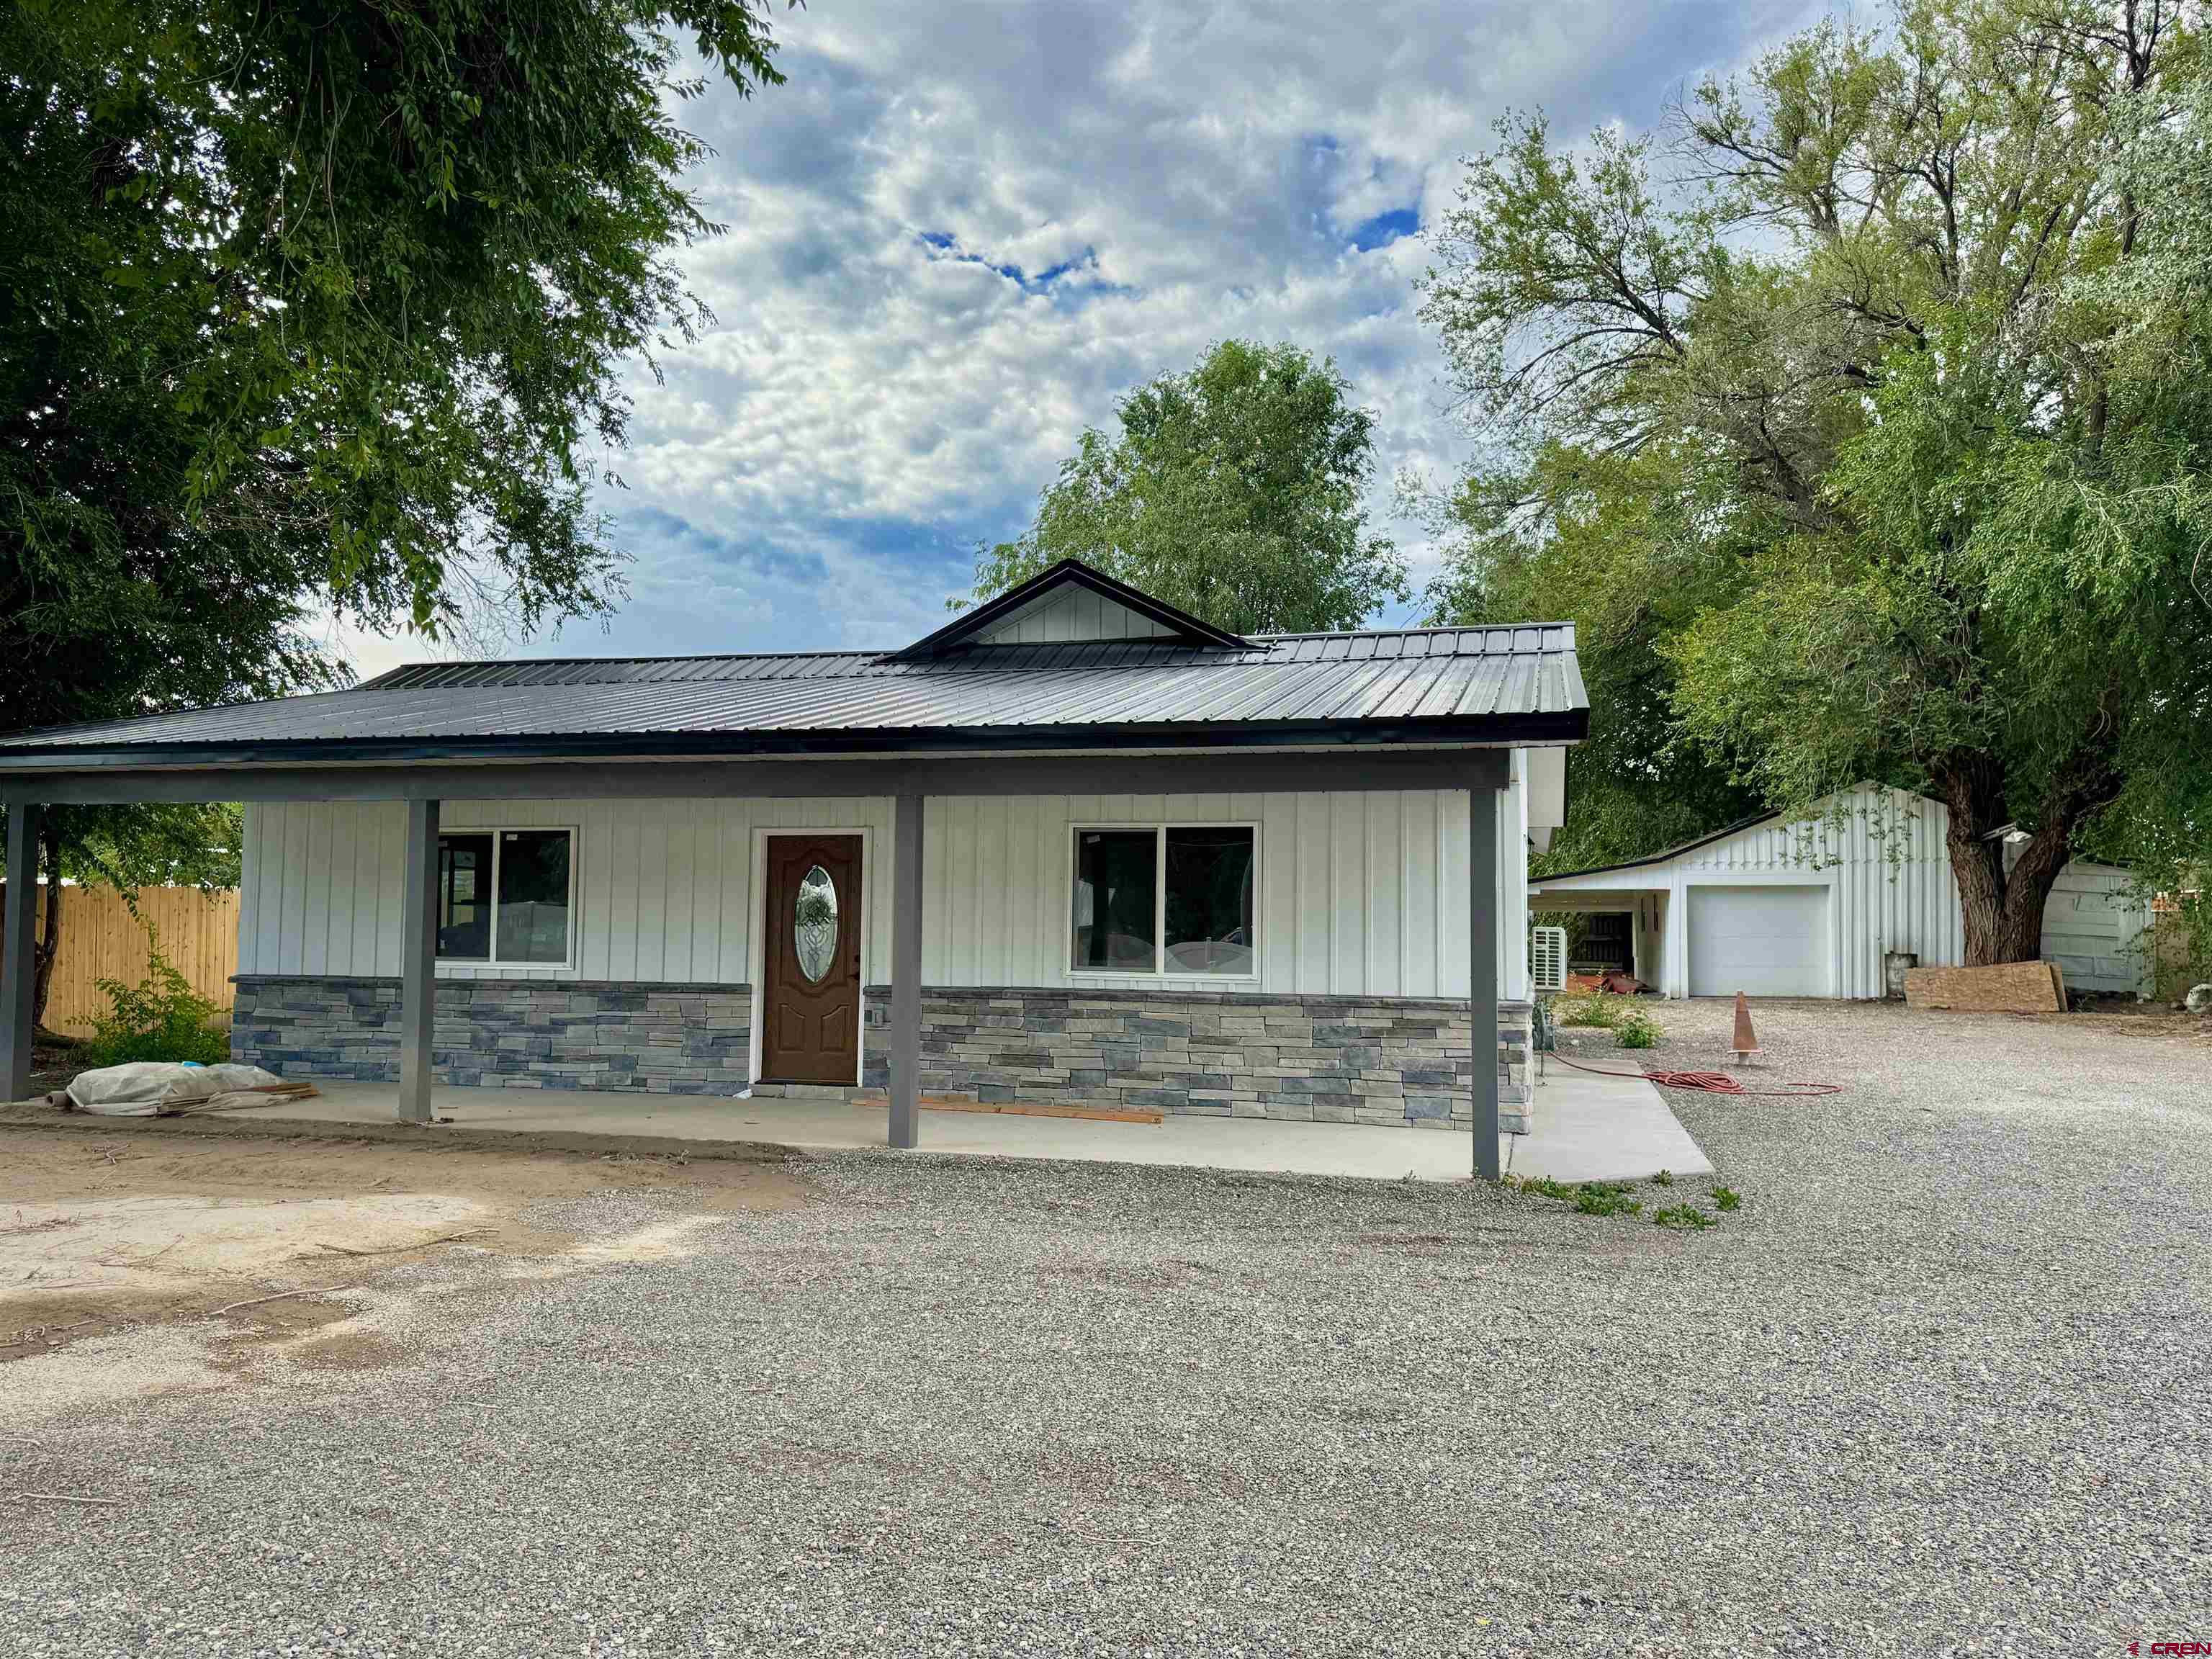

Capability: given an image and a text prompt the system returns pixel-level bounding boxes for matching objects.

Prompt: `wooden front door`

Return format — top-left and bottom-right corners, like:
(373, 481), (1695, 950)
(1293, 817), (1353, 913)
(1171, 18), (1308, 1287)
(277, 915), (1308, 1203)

(760, 835), (864, 1084)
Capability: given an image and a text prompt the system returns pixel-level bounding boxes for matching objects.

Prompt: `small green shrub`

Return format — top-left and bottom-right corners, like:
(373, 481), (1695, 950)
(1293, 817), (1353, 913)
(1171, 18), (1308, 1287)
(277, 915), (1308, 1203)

(1712, 1187), (1742, 1212)
(1555, 995), (1619, 1029)
(1613, 1009), (1662, 1048)
(1652, 1203), (1716, 1230)
(1650, 1168), (1673, 1187)
(77, 937), (229, 1069)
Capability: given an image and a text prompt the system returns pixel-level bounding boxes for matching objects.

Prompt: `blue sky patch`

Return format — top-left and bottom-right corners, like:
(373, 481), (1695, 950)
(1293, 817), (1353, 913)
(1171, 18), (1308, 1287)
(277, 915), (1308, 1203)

(917, 231), (1121, 300)
(1347, 205), (1420, 251)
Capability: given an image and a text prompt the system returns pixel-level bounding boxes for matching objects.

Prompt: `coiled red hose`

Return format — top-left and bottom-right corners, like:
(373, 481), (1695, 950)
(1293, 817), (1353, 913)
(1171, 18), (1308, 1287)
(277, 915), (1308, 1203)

(1550, 1053), (1844, 1097)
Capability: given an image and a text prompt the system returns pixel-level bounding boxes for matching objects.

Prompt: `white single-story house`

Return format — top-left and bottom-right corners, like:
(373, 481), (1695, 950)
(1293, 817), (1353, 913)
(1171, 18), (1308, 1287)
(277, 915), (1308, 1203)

(0, 561), (1583, 1177)
(1527, 782), (2152, 999)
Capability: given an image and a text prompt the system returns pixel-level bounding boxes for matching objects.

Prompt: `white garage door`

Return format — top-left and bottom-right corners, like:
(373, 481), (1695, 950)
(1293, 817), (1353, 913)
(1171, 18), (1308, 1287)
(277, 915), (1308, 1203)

(1687, 886), (1830, 997)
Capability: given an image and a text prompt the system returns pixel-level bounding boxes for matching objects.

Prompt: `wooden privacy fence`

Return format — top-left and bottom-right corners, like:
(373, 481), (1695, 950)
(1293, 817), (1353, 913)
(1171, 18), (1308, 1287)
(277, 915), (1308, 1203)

(6, 884), (241, 1037)
(2153, 910), (2204, 1002)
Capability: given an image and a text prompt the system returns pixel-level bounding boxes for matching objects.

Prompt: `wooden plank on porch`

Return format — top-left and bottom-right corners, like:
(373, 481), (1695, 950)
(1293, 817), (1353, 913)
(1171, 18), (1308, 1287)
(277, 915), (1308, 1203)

(853, 1094), (1164, 1125)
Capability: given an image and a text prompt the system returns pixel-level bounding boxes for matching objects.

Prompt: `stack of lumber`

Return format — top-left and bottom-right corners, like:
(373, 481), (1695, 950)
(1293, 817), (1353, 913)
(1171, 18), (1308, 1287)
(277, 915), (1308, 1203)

(1903, 961), (2068, 1014)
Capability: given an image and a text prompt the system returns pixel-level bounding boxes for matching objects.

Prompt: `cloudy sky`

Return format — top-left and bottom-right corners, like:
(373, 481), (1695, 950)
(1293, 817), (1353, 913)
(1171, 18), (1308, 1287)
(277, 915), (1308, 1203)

(341, 0), (1816, 677)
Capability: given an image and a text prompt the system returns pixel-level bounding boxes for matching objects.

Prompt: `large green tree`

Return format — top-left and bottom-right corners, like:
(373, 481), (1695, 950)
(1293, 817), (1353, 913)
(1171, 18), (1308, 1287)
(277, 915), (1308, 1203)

(1418, 439), (1767, 873)
(1, 0), (791, 1030)
(970, 339), (1408, 634)
(1421, 0), (2212, 961)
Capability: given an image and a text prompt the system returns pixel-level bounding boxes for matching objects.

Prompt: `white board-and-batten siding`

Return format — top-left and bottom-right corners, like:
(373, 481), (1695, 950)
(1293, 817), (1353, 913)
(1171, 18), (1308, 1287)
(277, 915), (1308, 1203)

(972, 586), (1175, 645)
(925, 787), (1523, 998)
(238, 776), (1531, 1001)
(238, 798), (896, 985)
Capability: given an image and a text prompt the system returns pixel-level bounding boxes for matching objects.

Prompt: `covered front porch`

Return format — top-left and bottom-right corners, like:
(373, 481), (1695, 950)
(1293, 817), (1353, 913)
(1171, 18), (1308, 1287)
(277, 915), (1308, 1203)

(4, 747), (1524, 1178)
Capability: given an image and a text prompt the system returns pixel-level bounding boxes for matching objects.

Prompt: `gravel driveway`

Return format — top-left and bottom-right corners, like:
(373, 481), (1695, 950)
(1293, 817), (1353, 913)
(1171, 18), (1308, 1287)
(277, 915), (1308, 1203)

(1, 1002), (2207, 1656)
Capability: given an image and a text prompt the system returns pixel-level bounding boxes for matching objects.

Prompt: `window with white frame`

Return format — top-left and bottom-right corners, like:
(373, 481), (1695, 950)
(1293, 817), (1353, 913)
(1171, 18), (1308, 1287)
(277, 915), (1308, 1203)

(437, 828), (575, 966)
(1070, 824), (1255, 976)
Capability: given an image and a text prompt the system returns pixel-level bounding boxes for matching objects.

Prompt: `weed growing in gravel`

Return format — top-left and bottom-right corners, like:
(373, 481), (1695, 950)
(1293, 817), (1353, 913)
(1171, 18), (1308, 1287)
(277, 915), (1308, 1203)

(1506, 1170), (1737, 1228)
(1555, 996), (1619, 1029)
(1507, 1175), (1577, 1200)
(1613, 1009), (1662, 1048)
(1556, 997), (1664, 1048)
(1509, 1174), (1643, 1215)
(1574, 1182), (1642, 1216)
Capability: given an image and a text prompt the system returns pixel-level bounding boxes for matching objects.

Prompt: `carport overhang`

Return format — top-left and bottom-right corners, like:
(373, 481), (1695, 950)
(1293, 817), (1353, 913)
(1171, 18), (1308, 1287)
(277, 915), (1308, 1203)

(1, 741), (1526, 1174)
(1528, 873), (1673, 989)
(1528, 882), (1669, 907)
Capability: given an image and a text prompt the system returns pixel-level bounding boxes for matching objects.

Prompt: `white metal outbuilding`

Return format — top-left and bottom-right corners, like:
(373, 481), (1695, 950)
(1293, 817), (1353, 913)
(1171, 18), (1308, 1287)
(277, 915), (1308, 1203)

(1528, 783), (2152, 1000)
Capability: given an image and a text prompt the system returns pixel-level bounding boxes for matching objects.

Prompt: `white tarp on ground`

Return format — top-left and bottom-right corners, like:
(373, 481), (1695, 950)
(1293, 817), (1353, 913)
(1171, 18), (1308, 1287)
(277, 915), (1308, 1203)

(66, 1062), (288, 1117)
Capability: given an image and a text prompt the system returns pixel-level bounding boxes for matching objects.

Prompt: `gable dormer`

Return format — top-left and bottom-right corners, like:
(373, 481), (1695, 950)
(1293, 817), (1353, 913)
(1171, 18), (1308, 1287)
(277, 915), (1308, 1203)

(891, 559), (1252, 661)
(973, 583), (1177, 645)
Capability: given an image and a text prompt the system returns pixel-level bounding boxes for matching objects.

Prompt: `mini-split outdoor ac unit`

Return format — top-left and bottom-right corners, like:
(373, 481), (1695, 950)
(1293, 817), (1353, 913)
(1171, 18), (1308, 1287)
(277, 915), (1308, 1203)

(1529, 925), (1568, 995)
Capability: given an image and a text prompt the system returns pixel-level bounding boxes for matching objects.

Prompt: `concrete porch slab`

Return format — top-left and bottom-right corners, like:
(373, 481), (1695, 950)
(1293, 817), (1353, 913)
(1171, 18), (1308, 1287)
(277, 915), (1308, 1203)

(247, 1064), (1709, 1186)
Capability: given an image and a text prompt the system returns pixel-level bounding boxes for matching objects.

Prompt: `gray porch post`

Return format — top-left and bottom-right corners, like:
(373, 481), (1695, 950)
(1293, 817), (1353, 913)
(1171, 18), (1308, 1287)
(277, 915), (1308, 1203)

(2, 804), (40, 1102)
(1469, 785), (1501, 1181)
(888, 787), (925, 1149)
(398, 798), (439, 1125)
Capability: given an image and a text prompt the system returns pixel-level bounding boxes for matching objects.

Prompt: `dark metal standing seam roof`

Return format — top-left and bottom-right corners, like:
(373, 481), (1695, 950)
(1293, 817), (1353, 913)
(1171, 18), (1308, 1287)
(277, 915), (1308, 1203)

(0, 626), (1588, 767)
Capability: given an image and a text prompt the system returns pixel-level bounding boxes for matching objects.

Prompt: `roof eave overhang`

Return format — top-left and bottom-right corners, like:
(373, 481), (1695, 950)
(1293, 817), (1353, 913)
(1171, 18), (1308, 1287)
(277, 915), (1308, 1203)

(0, 709), (1589, 776)
(1529, 804), (1786, 884)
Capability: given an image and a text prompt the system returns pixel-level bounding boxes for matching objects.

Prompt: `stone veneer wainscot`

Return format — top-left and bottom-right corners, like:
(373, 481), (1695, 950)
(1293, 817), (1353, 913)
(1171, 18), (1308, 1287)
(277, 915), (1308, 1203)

(231, 976), (1532, 1132)
(230, 976), (752, 1094)
(861, 985), (1532, 1133)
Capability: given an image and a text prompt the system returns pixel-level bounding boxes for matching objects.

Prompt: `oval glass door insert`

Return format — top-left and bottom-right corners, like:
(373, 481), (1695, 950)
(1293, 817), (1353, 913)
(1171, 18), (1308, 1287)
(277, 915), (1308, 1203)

(793, 864), (839, 983)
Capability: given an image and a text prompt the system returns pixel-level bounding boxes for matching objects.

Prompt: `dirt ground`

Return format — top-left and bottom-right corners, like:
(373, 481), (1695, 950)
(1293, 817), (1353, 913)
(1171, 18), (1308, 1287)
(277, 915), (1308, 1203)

(0, 1117), (811, 1377)
(2058, 994), (2212, 1043)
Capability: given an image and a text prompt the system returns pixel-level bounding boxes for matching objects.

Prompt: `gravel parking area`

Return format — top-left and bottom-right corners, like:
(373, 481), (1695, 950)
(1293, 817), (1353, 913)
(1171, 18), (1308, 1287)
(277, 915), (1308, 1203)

(0, 1002), (2206, 1655)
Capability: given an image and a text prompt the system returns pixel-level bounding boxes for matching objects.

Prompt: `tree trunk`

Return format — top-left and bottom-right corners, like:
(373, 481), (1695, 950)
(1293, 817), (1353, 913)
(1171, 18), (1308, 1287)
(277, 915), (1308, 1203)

(1997, 819), (2074, 964)
(1933, 754), (2015, 966)
(31, 822), (60, 1035)
(1931, 736), (2124, 966)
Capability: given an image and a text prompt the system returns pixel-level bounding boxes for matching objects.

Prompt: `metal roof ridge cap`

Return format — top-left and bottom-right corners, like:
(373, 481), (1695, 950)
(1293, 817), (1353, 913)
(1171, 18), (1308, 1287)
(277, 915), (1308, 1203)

(863, 643), (1283, 680)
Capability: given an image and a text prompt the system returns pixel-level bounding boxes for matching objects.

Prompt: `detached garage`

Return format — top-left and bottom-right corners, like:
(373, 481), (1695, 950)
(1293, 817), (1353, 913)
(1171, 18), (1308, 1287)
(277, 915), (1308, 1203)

(1684, 886), (1830, 997)
(1529, 783), (2153, 1001)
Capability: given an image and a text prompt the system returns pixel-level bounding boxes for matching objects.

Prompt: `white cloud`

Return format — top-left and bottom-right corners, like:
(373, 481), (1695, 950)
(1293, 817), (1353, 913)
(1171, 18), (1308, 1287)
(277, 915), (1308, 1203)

(338, 0), (1822, 670)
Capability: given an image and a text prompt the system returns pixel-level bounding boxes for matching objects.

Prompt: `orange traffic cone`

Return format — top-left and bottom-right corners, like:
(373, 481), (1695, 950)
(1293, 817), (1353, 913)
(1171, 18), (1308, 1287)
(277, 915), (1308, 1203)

(1731, 992), (1761, 1064)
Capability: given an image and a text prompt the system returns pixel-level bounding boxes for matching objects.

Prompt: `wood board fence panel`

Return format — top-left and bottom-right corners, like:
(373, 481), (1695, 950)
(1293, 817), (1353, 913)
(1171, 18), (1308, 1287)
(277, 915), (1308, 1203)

(8, 885), (241, 1037)
(2153, 912), (2203, 1002)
